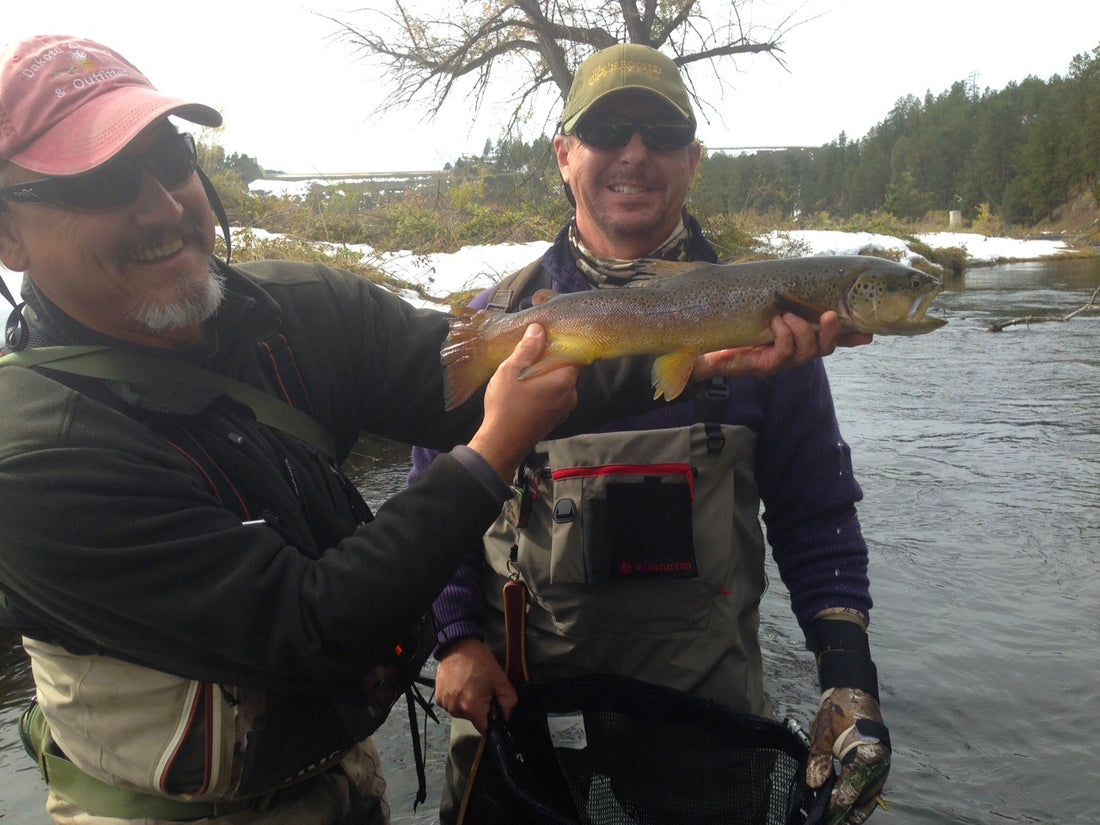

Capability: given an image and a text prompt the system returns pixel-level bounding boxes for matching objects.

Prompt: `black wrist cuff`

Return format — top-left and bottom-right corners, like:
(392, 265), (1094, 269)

(805, 617), (871, 655)
(817, 650), (880, 699)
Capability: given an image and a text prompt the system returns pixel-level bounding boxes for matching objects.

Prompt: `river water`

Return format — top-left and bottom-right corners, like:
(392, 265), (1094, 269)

(2, 256), (1098, 824)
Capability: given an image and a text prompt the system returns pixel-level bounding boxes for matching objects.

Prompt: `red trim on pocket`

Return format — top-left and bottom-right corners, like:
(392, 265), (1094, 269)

(551, 463), (696, 500)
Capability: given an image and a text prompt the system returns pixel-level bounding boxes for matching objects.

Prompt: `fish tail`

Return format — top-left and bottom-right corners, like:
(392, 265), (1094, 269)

(442, 308), (502, 410)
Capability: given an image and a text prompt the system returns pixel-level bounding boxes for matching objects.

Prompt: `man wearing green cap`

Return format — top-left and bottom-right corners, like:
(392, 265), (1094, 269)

(413, 43), (891, 825)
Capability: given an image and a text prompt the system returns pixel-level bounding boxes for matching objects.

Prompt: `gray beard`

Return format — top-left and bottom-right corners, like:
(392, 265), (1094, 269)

(128, 265), (227, 333)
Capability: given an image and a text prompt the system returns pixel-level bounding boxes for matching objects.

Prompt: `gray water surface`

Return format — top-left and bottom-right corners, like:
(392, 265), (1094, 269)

(3, 257), (1098, 824)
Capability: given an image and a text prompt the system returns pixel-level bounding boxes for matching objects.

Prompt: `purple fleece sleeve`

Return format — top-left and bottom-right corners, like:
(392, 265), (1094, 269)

(756, 361), (872, 630)
(408, 284), (504, 654)
(410, 444), (494, 653)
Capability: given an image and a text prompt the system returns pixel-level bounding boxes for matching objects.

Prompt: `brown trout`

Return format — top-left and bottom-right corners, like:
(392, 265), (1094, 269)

(441, 255), (945, 409)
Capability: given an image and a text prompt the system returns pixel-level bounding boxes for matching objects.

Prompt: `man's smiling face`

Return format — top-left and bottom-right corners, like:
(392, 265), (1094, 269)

(554, 90), (701, 260)
(0, 120), (220, 347)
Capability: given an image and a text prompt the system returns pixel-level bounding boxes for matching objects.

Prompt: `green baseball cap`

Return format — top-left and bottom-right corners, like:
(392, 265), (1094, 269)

(561, 43), (695, 134)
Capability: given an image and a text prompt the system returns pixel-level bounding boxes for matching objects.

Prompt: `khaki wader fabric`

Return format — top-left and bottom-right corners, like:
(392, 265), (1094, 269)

(441, 424), (772, 822)
(23, 638), (390, 824)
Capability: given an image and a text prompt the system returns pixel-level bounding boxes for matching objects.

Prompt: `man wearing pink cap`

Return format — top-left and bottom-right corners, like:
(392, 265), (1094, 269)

(0, 35), (848, 825)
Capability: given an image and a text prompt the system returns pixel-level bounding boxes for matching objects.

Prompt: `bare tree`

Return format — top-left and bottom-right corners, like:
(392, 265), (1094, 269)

(323, 1), (807, 137)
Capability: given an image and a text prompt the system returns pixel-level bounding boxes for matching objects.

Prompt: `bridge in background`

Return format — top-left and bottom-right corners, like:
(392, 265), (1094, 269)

(262, 170), (448, 181)
(263, 146), (821, 179)
(705, 145), (819, 154)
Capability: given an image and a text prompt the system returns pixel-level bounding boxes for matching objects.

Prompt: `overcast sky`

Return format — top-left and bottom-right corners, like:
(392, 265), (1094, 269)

(6, 1), (1099, 173)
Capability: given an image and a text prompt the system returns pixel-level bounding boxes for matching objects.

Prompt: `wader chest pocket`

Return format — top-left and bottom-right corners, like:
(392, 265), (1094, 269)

(551, 463), (697, 584)
(490, 424), (758, 636)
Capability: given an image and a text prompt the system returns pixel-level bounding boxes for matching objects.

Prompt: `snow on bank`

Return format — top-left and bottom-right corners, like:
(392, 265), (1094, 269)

(238, 175), (1080, 308)
(759, 229), (1076, 270)
(228, 227), (550, 310)
(917, 231), (1075, 261)
(0, 229), (1079, 314)
(375, 242), (552, 307)
(248, 177), (422, 199)
(383, 230), (1078, 310)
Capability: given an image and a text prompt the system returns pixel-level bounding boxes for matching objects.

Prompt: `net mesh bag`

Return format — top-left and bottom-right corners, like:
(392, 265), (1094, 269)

(461, 675), (828, 825)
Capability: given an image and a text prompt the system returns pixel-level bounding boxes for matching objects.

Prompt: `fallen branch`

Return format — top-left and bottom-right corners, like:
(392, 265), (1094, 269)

(987, 285), (1100, 331)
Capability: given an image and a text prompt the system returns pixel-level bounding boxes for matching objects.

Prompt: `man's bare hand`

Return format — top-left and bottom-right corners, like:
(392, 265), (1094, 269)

(435, 639), (517, 734)
(694, 311), (873, 382)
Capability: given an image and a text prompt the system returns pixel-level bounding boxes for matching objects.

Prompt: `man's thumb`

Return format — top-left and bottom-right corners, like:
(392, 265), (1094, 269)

(509, 324), (546, 369)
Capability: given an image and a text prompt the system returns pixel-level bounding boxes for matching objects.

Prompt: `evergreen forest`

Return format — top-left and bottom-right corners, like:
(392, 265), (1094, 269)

(690, 44), (1100, 225)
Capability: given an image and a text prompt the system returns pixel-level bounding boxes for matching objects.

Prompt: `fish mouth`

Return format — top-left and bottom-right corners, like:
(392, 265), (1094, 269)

(909, 288), (940, 321)
(889, 289), (946, 333)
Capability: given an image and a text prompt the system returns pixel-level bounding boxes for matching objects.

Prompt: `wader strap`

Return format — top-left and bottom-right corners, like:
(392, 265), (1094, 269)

(20, 701), (252, 821)
(695, 377), (730, 454)
(502, 580), (530, 684)
(485, 259), (547, 313)
(0, 345), (336, 459)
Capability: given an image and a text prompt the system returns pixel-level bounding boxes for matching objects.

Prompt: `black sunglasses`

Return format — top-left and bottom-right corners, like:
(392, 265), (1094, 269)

(0, 132), (198, 211)
(571, 118), (696, 152)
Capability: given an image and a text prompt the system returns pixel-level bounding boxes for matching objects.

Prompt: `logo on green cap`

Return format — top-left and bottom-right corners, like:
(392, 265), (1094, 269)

(561, 44), (694, 134)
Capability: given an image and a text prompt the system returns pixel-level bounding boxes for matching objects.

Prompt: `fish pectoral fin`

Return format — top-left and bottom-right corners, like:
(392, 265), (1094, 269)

(651, 351), (698, 402)
(775, 293), (826, 325)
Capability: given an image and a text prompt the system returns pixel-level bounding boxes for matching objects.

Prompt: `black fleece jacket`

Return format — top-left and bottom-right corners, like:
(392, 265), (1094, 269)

(0, 258), (664, 694)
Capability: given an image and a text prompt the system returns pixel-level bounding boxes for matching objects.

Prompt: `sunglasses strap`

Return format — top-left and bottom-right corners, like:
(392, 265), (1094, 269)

(0, 277), (17, 310)
(197, 166), (232, 265)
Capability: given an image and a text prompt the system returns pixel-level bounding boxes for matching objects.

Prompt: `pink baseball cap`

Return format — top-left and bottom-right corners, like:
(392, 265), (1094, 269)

(0, 34), (222, 176)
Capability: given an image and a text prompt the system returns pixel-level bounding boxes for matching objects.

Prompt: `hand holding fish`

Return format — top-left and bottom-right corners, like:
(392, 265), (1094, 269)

(466, 324), (580, 481)
(691, 310), (873, 382)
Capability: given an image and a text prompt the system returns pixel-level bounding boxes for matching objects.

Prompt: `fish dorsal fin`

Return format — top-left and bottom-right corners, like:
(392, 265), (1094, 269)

(775, 293), (826, 325)
(629, 258), (712, 284)
(531, 289), (558, 306)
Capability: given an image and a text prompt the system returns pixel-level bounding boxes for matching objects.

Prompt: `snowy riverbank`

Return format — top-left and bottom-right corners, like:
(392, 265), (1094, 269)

(1, 229), (1084, 313)
(322, 228), (1083, 310)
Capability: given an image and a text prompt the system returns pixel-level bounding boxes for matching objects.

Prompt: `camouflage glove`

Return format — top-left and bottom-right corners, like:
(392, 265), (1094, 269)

(805, 615), (892, 825)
